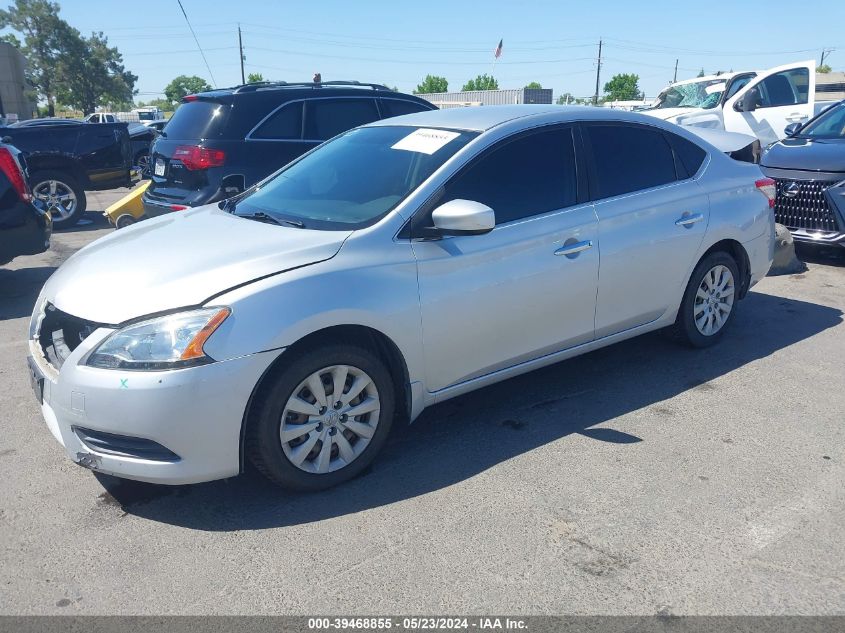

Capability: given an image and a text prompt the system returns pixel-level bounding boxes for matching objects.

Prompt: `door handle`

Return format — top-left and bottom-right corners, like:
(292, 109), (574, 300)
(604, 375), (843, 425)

(554, 240), (593, 257)
(785, 113), (807, 122)
(675, 213), (704, 227)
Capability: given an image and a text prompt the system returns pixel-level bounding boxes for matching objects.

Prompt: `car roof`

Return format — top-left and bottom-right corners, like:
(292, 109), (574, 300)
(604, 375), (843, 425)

(365, 104), (685, 133)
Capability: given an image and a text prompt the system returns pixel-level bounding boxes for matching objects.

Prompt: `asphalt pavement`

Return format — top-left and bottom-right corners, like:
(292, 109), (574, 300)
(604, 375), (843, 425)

(1, 190), (843, 615)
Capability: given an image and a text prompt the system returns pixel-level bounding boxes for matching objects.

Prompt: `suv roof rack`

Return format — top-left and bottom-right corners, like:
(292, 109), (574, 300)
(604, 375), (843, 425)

(231, 80), (392, 94)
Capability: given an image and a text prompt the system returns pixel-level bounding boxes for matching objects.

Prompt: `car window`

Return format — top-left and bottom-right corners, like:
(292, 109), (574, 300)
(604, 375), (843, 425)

(252, 102), (303, 139)
(724, 73), (755, 101)
(798, 102), (845, 138)
(232, 126), (477, 230)
(304, 98), (380, 141)
(666, 132), (707, 177)
(380, 99), (431, 118)
(756, 68), (809, 108)
(586, 124), (677, 198)
(443, 127), (577, 225)
(164, 101), (232, 139)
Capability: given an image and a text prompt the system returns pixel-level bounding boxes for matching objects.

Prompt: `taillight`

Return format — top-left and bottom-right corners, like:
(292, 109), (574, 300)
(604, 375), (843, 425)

(172, 145), (225, 170)
(0, 147), (31, 202)
(755, 178), (776, 209)
(182, 94), (198, 102)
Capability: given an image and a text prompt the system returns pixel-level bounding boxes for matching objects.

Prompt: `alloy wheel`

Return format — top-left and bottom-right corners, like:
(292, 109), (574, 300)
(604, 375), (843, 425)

(693, 264), (735, 336)
(279, 364), (381, 474)
(32, 180), (77, 220)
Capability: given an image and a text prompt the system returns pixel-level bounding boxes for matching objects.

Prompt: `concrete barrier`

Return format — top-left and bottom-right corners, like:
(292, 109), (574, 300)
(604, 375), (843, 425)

(768, 223), (808, 276)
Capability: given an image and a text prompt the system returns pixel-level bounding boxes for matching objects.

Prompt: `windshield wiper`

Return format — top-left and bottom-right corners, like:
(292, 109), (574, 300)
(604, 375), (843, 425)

(236, 211), (305, 228)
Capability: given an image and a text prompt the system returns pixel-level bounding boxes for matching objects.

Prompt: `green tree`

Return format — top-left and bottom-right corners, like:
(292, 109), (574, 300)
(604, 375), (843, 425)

(817, 64), (832, 73)
(135, 97), (171, 111)
(164, 75), (212, 105)
(603, 73), (642, 101)
(525, 81), (543, 89)
(462, 74), (498, 91)
(56, 31), (137, 114)
(415, 74), (448, 94)
(246, 72), (264, 83)
(0, 0), (71, 116)
(556, 92), (575, 105)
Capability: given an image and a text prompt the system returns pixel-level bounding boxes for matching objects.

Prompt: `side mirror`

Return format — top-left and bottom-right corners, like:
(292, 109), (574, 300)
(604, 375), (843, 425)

(431, 199), (495, 236)
(784, 122), (802, 137)
(734, 87), (759, 112)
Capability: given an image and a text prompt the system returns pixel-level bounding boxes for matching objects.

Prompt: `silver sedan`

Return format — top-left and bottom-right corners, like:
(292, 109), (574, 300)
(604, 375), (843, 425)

(27, 105), (775, 490)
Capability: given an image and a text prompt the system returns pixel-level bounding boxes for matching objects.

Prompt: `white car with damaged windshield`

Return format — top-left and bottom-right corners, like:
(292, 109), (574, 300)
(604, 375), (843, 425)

(27, 105), (775, 491)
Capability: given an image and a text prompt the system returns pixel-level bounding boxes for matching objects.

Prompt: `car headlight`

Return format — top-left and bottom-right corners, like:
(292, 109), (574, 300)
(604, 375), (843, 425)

(86, 307), (230, 370)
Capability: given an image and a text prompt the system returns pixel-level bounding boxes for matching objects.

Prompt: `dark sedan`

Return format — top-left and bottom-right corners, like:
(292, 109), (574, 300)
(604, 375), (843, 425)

(0, 142), (51, 266)
(761, 100), (845, 247)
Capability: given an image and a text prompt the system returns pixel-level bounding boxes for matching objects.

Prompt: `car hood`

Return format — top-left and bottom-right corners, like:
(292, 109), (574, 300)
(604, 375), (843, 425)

(43, 205), (352, 324)
(640, 107), (704, 121)
(761, 137), (845, 172)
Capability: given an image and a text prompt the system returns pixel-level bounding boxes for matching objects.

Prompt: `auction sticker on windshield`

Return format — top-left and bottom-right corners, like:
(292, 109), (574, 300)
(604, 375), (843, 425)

(391, 128), (461, 155)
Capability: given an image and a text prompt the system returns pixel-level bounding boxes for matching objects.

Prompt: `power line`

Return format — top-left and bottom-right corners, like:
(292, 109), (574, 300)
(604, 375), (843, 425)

(175, 0), (217, 87)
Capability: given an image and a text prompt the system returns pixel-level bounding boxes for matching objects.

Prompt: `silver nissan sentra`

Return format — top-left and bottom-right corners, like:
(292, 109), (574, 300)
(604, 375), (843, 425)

(27, 105), (775, 491)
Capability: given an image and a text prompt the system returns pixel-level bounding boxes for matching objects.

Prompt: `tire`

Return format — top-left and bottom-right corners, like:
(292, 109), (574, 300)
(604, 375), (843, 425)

(30, 170), (87, 230)
(246, 344), (396, 491)
(673, 251), (740, 348)
(114, 214), (136, 230)
(134, 150), (150, 177)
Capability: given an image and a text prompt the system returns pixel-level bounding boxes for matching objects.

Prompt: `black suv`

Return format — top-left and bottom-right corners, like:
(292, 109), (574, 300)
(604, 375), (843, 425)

(142, 81), (436, 217)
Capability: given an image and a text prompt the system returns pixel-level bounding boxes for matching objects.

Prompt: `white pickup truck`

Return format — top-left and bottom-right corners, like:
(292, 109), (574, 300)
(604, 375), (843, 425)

(643, 60), (836, 145)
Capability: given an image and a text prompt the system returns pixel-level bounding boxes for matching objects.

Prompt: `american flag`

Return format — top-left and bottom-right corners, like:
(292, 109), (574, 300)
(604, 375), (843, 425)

(494, 39), (503, 59)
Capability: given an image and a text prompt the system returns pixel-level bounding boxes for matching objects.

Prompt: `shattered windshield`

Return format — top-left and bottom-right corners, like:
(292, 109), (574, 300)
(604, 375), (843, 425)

(651, 79), (726, 110)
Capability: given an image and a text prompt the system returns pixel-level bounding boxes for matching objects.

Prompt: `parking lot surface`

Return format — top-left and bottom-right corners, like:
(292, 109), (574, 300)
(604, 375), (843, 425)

(1, 190), (844, 615)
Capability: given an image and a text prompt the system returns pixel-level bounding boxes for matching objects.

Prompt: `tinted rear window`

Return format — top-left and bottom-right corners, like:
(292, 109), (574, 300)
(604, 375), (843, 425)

(304, 98), (380, 141)
(380, 99), (432, 118)
(586, 124), (677, 198)
(163, 101), (231, 139)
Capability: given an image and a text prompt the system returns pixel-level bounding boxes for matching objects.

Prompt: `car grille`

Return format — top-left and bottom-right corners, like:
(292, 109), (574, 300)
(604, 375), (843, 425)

(36, 304), (100, 370)
(774, 179), (841, 233)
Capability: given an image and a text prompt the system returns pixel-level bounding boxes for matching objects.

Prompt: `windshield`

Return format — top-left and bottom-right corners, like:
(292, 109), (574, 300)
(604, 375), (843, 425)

(231, 126), (477, 230)
(652, 79), (726, 110)
(797, 102), (845, 139)
(137, 111), (156, 121)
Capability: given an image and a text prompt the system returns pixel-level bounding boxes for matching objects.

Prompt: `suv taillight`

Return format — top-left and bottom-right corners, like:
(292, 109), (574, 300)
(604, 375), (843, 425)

(173, 145), (225, 170)
(755, 178), (776, 208)
(0, 147), (31, 202)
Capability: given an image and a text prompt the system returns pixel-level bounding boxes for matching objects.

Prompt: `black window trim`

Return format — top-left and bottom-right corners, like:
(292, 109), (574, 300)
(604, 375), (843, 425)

(578, 120), (706, 202)
(399, 122), (588, 240)
(245, 95), (382, 143)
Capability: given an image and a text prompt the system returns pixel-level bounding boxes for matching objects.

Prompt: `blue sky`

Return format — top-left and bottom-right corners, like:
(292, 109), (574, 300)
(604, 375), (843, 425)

(50, 0), (844, 101)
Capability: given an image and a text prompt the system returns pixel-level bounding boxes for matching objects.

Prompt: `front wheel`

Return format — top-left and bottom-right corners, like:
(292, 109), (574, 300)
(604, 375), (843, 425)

(246, 345), (395, 491)
(674, 252), (740, 348)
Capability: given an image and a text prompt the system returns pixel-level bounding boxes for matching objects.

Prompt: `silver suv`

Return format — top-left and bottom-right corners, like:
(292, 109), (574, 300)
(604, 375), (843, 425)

(28, 106), (775, 491)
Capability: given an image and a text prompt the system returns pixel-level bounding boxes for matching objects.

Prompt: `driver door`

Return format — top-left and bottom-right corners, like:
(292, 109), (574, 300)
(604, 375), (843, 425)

(723, 60), (816, 144)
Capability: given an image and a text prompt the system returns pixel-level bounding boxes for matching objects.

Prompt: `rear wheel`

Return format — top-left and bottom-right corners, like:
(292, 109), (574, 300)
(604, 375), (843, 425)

(30, 170), (87, 230)
(674, 252), (739, 348)
(134, 150), (150, 176)
(246, 344), (395, 491)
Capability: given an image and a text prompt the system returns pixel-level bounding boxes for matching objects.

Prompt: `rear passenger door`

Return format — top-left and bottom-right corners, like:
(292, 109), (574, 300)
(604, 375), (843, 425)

(583, 123), (710, 338)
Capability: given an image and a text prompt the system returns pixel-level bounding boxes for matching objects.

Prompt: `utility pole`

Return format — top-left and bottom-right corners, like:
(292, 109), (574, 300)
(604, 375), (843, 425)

(238, 24), (245, 84)
(820, 48), (835, 69)
(593, 39), (602, 106)
(673, 59), (678, 83)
